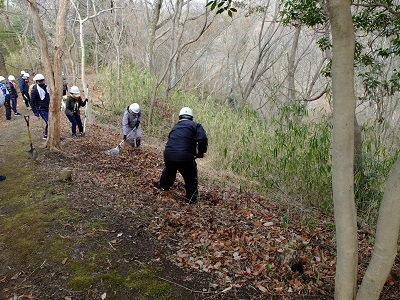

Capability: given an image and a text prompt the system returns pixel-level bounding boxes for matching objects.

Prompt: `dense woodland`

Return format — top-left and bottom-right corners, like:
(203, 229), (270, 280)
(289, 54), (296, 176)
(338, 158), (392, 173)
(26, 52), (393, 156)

(0, 0), (399, 299)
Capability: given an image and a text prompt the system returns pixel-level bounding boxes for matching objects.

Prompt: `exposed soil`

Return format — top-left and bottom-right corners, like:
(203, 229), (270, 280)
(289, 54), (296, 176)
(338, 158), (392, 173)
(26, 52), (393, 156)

(0, 102), (399, 300)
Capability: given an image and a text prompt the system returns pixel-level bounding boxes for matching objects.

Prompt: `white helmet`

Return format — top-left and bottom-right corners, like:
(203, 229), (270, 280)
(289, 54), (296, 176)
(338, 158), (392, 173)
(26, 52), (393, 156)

(23, 73), (30, 79)
(8, 75), (15, 81)
(129, 103), (140, 114)
(34, 73), (44, 81)
(21, 70), (25, 75)
(70, 85), (80, 94)
(179, 107), (193, 120)
(0, 76), (5, 82)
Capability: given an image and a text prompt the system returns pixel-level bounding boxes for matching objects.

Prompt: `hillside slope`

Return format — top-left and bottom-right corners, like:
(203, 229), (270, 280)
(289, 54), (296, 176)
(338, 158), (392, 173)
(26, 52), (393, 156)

(0, 104), (398, 300)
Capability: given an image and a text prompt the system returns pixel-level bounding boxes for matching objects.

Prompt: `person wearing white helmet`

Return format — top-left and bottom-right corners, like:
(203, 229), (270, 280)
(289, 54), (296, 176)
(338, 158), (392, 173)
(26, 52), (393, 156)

(20, 71), (30, 109)
(122, 102), (142, 147)
(30, 73), (50, 139)
(158, 107), (208, 204)
(64, 85), (88, 138)
(0, 76), (11, 120)
(6, 75), (21, 116)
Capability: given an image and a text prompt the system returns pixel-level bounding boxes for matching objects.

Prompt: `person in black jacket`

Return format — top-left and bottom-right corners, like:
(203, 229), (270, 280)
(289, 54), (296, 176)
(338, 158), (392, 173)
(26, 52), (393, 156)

(6, 75), (21, 116)
(159, 107), (208, 204)
(64, 85), (87, 138)
(30, 74), (50, 139)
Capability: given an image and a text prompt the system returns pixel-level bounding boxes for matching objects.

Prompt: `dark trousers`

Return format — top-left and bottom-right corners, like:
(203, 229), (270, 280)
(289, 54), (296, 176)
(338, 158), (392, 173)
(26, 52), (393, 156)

(22, 92), (30, 108)
(10, 97), (17, 113)
(4, 100), (11, 120)
(160, 160), (198, 203)
(38, 110), (49, 136)
(66, 113), (83, 135)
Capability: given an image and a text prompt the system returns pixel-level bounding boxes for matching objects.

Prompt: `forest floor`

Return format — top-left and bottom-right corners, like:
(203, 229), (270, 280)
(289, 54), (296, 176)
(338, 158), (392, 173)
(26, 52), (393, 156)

(0, 101), (399, 300)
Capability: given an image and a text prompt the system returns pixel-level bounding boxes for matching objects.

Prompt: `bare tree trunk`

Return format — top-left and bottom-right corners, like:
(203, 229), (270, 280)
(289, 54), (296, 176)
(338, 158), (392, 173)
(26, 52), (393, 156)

(287, 25), (301, 101)
(356, 156), (400, 299)
(146, 0), (163, 73)
(0, 49), (8, 76)
(27, 0), (68, 151)
(327, 0), (358, 299)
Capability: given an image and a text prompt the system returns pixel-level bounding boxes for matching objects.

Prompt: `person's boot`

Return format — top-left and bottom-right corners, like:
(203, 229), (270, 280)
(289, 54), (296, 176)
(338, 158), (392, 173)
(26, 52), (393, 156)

(136, 139), (141, 148)
(0, 175), (6, 181)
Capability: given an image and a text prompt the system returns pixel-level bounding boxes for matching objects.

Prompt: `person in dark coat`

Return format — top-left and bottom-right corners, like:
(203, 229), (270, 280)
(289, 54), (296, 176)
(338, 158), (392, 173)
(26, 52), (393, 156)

(19, 71), (30, 109)
(159, 107), (208, 204)
(30, 74), (50, 139)
(6, 75), (21, 116)
(64, 85), (87, 138)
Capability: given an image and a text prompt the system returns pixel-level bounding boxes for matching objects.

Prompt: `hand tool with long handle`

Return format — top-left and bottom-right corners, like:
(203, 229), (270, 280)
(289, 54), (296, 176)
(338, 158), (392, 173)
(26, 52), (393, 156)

(24, 115), (38, 160)
(106, 128), (136, 155)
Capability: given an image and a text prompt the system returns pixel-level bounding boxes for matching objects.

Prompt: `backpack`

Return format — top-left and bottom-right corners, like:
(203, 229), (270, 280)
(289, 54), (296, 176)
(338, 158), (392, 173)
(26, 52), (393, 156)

(0, 91), (4, 107)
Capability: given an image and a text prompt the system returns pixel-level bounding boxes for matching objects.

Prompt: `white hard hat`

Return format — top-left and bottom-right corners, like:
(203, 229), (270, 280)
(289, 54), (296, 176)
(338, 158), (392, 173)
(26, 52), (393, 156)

(21, 70), (25, 75)
(23, 73), (30, 79)
(70, 85), (80, 94)
(8, 75), (15, 81)
(0, 76), (5, 82)
(179, 107), (193, 120)
(129, 103), (140, 114)
(34, 73), (44, 81)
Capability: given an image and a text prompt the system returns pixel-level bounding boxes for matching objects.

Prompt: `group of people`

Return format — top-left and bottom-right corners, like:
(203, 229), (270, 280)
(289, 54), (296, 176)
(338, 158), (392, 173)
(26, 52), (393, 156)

(120, 102), (208, 204)
(0, 69), (209, 204)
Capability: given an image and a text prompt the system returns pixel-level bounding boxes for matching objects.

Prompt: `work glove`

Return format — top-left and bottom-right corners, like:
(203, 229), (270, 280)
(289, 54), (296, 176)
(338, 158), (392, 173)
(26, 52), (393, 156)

(135, 121), (140, 128)
(34, 112), (39, 117)
(85, 98), (88, 103)
(123, 135), (127, 141)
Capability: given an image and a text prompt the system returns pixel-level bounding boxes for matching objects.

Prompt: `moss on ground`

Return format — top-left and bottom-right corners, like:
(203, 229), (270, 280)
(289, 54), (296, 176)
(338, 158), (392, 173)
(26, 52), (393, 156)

(0, 131), (176, 300)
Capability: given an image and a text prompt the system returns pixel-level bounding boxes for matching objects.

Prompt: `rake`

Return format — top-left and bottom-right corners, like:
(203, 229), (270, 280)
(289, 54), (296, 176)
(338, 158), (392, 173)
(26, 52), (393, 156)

(106, 128), (136, 155)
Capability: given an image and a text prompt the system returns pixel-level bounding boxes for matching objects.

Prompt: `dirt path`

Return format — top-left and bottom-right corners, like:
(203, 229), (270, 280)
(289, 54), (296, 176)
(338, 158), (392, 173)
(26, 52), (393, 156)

(0, 106), (225, 300)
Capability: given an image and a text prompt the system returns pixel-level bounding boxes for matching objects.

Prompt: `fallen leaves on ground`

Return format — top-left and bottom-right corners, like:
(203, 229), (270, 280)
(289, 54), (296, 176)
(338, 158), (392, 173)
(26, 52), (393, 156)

(42, 123), (399, 299)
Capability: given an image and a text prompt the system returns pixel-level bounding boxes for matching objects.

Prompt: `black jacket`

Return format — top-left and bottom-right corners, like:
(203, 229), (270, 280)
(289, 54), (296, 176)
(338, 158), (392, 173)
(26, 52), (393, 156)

(6, 82), (18, 99)
(164, 119), (208, 161)
(30, 83), (50, 112)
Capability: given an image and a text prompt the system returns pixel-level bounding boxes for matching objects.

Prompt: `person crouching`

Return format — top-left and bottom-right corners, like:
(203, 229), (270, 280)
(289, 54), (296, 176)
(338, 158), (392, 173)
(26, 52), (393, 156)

(122, 103), (142, 147)
(64, 85), (87, 138)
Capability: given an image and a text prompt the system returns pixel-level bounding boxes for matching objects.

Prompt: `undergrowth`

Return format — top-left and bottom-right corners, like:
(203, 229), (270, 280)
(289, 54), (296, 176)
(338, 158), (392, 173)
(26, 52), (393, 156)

(95, 64), (397, 227)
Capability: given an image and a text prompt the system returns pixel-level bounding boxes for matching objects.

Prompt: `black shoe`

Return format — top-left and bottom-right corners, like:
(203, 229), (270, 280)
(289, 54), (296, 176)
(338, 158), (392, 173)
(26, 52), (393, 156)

(72, 133), (78, 139)
(136, 139), (141, 148)
(14, 112), (21, 116)
(0, 175), (6, 181)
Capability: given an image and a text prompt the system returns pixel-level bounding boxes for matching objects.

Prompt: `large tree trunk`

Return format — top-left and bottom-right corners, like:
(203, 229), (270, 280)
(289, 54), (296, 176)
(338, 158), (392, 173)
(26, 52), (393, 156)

(28, 0), (68, 151)
(327, 0), (358, 299)
(48, 0), (69, 150)
(356, 157), (400, 299)
(0, 49), (8, 76)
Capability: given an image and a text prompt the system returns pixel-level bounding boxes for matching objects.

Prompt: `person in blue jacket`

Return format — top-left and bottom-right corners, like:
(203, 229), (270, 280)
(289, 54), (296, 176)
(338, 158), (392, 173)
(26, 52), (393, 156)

(19, 71), (30, 109)
(0, 76), (11, 120)
(30, 74), (50, 139)
(158, 107), (208, 204)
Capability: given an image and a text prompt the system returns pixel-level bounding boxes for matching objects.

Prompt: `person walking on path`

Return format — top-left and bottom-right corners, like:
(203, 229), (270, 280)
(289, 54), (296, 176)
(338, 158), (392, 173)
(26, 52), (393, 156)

(64, 85), (87, 138)
(6, 75), (21, 116)
(0, 76), (11, 120)
(158, 107), (208, 204)
(122, 103), (142, 147)
(19, 71), (30, 109)
(30, 74), (50, 139)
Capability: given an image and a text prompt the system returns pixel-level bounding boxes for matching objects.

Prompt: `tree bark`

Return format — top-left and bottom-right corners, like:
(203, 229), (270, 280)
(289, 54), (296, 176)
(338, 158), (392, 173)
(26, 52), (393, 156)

(327, 0), (358, 299)
(48, 0), (69, 150)
(27, 0), (68, 151)
(356, 157), (400, 299)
